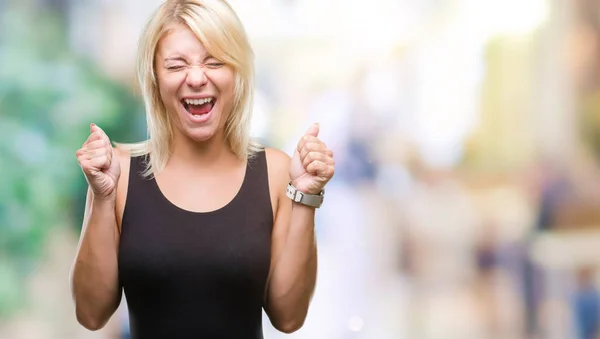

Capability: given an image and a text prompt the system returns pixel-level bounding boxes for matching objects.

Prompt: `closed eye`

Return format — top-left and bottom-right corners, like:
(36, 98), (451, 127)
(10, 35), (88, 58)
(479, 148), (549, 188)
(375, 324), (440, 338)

(166, 65), (186, 71)
(205, 62), (225, 69)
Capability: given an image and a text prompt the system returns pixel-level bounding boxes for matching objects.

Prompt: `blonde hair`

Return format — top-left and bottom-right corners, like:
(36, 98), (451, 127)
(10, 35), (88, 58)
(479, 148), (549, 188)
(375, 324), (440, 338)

(118, 0), (261, 177)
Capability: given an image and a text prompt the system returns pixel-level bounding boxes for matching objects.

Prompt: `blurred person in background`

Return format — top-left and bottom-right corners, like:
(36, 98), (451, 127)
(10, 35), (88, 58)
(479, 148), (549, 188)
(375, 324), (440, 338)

(572, 267), (600, 339)
(523, 159), (572, 338)
(69, 0), (335, 338)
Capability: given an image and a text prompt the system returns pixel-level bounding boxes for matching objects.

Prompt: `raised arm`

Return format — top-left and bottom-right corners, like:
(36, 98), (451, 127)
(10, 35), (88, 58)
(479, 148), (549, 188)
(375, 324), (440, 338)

(70, 124), (127, 330)
(264, 123), (335, 333)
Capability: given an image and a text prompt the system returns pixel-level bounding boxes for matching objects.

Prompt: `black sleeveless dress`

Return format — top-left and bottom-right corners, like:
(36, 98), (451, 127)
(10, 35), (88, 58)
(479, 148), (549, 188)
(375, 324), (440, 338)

(118, 151), (273, 338)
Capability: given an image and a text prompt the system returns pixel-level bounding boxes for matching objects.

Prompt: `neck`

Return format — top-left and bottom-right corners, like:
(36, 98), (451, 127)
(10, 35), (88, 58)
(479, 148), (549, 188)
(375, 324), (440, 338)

(169, 129), (239, 171)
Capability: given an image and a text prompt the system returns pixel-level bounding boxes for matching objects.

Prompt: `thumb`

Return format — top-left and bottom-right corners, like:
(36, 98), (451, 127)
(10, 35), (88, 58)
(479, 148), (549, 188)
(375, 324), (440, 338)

(90, 123), (110, 144)
(90, 123), (108, 138)
(90, 123), (101, 134)
(304, 123), (320, 138)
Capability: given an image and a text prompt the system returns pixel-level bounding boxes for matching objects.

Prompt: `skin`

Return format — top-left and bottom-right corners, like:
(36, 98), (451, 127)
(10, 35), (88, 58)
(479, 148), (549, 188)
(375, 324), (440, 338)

(70, 23), (335, 333)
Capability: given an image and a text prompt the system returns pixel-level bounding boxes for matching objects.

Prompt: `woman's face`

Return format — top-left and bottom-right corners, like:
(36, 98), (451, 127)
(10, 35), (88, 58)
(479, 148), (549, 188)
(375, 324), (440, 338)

(155, 23), (235, 144)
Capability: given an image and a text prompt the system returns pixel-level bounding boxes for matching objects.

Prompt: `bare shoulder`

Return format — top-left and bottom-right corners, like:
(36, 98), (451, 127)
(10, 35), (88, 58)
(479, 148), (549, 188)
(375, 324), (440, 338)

(264, 147), (291, 180)
(113, 146), (131, 231)
(264, 148), (291, 214)
(113, 145), (131, 165)
(113, 146), (131, 184)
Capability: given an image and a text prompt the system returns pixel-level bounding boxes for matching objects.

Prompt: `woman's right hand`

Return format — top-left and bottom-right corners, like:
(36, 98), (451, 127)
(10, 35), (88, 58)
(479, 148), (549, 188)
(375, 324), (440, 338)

(76, 124), (121, 200)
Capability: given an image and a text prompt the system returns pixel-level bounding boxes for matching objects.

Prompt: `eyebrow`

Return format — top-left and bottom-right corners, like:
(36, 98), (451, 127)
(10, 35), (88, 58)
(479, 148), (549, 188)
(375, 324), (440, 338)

(164, 56), (187, 63)
(163, 55), (215, 63)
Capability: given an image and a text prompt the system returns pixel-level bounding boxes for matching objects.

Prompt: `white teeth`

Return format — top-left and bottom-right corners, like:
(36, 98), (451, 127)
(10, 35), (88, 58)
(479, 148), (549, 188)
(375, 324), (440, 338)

(184, 97), (213, 105)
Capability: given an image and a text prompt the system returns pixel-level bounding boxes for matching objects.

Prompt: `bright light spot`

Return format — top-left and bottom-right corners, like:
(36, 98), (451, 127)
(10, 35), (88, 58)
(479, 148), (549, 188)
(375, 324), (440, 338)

(467, 0), (549, 36)
(348, 316), (364, 332)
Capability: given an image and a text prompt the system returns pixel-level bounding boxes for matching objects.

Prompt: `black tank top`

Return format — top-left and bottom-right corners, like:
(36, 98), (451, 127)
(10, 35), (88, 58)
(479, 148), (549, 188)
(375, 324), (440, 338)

(118, 151), (273, 339)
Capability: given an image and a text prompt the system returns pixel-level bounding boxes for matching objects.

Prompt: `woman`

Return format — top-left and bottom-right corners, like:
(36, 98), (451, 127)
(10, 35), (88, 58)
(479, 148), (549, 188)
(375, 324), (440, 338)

(70, 0), (335, 337)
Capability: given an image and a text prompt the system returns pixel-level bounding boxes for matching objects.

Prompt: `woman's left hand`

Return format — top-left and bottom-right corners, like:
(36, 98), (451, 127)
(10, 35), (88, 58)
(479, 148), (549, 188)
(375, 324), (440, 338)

(289, 123), (335, 195)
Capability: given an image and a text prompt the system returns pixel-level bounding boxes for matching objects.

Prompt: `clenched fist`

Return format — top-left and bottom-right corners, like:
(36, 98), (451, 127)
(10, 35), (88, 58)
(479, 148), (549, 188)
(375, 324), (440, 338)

(289, 123), (335, 195)
(76, 124), (121, 200)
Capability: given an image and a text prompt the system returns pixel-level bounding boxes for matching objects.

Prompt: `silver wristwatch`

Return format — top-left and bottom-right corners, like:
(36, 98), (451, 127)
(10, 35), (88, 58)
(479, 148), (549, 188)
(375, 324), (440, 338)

(286, 183), (325, 208)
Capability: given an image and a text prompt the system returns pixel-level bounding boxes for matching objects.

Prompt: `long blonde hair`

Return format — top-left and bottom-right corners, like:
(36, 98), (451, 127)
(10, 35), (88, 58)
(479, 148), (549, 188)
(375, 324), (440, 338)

(119, 0), (261, 177)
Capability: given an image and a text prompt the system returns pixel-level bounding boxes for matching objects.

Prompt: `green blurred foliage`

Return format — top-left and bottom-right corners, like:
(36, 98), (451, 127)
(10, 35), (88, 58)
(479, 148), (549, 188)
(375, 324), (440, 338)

(0, 4), (145, 317)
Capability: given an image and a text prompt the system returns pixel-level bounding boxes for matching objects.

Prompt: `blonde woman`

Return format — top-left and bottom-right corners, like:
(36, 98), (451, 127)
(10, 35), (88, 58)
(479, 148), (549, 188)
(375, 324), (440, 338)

(70, 0), (335, 337)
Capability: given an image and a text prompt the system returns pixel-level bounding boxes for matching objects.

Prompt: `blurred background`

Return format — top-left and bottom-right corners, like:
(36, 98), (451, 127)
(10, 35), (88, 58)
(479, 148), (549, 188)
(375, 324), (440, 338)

(3, 0), (600, 338)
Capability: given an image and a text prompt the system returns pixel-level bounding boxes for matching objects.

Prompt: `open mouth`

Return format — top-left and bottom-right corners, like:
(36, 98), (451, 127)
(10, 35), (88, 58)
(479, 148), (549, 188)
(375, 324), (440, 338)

(182, 97), (216, 116)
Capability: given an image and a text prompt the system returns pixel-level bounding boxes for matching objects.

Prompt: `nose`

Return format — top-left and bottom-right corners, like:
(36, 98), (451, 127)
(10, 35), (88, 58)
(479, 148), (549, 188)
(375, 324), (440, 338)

(185, 66), (208, 89)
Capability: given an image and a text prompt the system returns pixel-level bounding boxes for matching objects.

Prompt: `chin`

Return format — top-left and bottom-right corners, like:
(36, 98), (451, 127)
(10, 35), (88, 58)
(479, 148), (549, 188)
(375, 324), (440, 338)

(179, 116), (223, 144)
(186, 129), (218, 142)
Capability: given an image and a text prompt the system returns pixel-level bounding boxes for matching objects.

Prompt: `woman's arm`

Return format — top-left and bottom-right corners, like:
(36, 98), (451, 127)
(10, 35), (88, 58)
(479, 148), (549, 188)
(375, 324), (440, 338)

(263, 124), (335, 333)
(70, 188), (122, 330)
(70, 144), (129, 331)
(263, 149), (318, 333)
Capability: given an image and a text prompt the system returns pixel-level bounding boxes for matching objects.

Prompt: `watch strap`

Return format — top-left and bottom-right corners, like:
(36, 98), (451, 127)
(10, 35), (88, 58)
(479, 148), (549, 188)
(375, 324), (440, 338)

(285, 183), (324, 208)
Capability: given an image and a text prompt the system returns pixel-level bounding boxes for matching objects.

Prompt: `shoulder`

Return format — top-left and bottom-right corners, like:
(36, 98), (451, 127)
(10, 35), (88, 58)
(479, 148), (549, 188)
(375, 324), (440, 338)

(113, 145), (131, 163)
(113, 145), (132, 231)
(264, 147), (291, 177)
(113, 145), (132, 178)
(264, 147), (291, 164)
(263, 148), (291, 202)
